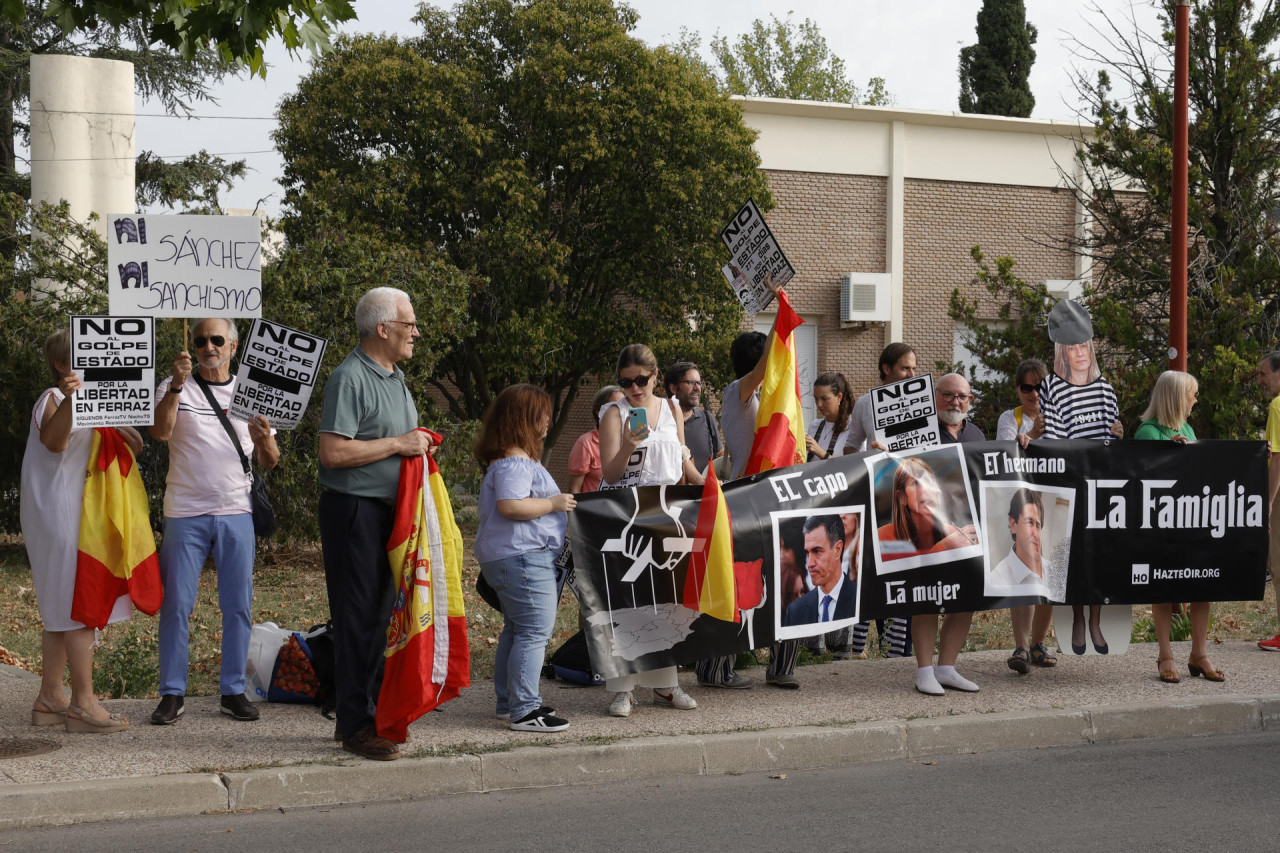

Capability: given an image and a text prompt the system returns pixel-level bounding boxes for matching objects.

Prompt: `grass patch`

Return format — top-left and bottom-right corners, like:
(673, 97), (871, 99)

(405, 740), (516, 759)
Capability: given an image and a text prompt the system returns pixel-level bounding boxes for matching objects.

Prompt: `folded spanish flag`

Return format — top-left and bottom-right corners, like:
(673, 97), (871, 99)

(71, 428), (161, 629)
(377, 429), (470, 742)
(682, 465), (739, 623)
(745, 290), (806, 476)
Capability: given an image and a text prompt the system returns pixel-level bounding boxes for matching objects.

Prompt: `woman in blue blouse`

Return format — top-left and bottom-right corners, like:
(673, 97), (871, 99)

(475, 384), (579, 732)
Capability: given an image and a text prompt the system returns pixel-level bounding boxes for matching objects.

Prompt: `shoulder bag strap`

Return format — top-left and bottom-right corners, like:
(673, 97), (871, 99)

(193, 374), (252, 477)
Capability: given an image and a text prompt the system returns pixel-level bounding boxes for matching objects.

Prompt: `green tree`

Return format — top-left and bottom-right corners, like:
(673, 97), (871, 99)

(1065, 0), (1280, 438)
(948, 246), (1054, 430)
(274, 0), (771, 453)
(709, 13), (892, 105)
(134, 149), (247, 213)
(37, 0), (355, 76)
(958, 0), (1037, 117)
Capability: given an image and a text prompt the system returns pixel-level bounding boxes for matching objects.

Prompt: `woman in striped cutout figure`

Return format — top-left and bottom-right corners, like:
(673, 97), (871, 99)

(1027, 299), (1124, 656)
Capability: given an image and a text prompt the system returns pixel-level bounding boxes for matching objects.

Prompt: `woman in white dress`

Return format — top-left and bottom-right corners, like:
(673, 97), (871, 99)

(20, 330), (142, 733)
(598, 343), (702, 717)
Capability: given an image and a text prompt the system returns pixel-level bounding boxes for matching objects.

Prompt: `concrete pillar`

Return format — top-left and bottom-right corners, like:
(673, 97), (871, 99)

(884, 119), (906, 345)
(29, 54), (135, 255)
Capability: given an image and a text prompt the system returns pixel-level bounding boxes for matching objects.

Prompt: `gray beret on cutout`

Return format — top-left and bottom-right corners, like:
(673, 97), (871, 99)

(1047, 299), (1093, 345)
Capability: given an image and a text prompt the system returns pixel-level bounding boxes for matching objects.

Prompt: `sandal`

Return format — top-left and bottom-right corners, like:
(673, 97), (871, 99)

(1029, 643), (1058, 667)
(31, 697), (70, 727)
(65, 703), (129, 734)
(1187, 656), (1225, 682)
(1007, 647), (1029, 675)
(1157, 657), (1181, 684)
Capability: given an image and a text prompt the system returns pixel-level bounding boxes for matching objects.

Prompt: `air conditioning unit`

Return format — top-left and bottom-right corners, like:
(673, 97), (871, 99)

(1043, 279), (1087, 300)
(840, 273), (891, 324)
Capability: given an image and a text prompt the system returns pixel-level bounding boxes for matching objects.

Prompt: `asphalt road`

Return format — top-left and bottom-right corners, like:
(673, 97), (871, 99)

(8, 731), (1279, 851)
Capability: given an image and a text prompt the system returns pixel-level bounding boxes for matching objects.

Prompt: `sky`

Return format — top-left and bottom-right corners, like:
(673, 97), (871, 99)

(125, 0), (1165, 216)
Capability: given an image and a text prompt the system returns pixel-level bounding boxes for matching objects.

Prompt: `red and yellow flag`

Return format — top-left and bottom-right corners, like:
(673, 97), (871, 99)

(745, 290), (806, 476)
(377, 429), (470, 742)
(682, 465), (738, 623)
(71, 428), (161, 629)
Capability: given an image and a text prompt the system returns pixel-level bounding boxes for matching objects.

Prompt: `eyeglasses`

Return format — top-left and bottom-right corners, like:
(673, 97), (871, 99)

(679, 379), (702, 387)
(1018, 383), (1040, 394)
(939, 392), (974, 402)
(194, 335), (226, 348)
(385, 320), (419, 332)
(618, 372), (654, 389)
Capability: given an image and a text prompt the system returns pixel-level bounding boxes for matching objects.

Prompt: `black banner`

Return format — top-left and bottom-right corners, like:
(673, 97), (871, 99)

(568, 440), (1267, 679)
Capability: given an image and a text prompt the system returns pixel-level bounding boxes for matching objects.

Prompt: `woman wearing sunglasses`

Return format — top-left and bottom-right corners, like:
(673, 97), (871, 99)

(597, 343), (702, 717)
(996, 359), (1057, 676)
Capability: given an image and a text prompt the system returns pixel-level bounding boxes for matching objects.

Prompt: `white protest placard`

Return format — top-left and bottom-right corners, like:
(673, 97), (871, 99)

(107, 214), (262, 318)
(719, 198), (795, 316)
(227, 319), (328, 430)
(69, 316), (155, 429)
(871, 373), (941, 451)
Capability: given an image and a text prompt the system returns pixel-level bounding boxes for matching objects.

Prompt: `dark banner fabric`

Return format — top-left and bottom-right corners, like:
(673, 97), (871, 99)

(568, 440), (1267, 678)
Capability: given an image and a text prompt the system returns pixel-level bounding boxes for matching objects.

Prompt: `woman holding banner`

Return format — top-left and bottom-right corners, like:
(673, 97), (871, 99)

(598, 343), (701, 716)
(1136, 371), (1224, 683)
(20, 330), (143, 733)
(475, 384), (578, 732)
(996, 360), (1057, 674)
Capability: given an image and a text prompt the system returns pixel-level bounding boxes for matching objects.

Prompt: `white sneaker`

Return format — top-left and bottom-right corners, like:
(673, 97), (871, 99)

(609, 691), (636, 717)
(653, 686), (697, 710)
(935, 669), (980, 692)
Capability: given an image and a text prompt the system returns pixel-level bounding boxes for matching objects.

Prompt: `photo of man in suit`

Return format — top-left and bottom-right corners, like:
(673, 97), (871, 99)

(784, 515), (858, 627)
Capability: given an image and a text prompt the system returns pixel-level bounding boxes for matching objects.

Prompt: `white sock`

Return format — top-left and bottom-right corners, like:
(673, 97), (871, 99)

(935, 665), (957, 680)
(915, 666), (943, 695)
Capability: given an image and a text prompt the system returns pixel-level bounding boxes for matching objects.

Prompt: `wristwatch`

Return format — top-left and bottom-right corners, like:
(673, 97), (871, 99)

(168, 384), (184, 394)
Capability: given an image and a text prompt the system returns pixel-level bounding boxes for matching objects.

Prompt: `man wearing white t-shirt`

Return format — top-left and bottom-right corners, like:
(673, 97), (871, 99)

(149, 318), (280, 725)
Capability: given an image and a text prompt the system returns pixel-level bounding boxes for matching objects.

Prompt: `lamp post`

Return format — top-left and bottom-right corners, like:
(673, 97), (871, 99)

(1170, 0), (1190, 371)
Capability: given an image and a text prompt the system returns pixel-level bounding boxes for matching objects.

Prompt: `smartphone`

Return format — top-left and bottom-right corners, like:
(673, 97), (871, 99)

(627, 406), (648, 433)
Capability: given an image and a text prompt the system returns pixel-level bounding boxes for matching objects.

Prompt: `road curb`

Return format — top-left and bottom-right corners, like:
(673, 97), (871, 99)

(2, 694), (1277, 828)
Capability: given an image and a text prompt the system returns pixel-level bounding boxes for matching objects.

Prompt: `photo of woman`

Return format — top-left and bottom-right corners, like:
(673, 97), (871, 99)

(869, 446), (981, 573)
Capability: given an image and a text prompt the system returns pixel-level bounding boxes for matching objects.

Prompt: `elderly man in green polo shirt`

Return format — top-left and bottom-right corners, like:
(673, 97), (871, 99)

(317, 286), (435, 761)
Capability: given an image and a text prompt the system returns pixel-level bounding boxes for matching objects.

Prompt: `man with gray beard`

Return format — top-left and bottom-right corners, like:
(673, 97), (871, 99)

(936, 373), (984, 444)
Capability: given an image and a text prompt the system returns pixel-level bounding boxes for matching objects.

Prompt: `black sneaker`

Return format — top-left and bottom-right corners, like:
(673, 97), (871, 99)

(220, 693), (260, 722)
(150, 694), (184, 725)
(509, 706), (569, 732)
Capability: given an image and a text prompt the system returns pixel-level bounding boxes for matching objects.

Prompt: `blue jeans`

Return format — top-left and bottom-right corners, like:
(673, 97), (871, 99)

(158, 514), (255, 696)
(481, 548), (558, 721)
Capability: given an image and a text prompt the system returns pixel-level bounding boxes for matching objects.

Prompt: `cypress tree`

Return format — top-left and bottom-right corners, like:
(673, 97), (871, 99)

(958, 0), (1037, 117)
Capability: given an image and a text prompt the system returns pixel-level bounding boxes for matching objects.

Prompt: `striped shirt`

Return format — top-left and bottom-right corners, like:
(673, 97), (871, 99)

(1038, 374), (1119, 440)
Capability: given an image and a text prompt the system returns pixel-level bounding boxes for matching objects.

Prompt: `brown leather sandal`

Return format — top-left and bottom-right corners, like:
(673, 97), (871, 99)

(1187, 656), (1225, 682)
(1157, 657), (1180, 683)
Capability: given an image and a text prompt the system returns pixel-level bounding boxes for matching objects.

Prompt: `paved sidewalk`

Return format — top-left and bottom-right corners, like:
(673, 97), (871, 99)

(0, 641), (1276, 828)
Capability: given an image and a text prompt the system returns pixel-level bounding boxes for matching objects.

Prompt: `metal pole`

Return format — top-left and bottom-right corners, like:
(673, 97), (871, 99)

(1170, 0), (1190, 371)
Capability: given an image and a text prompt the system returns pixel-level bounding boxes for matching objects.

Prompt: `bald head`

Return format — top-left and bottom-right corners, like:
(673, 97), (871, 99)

(937, 373), (972, 427)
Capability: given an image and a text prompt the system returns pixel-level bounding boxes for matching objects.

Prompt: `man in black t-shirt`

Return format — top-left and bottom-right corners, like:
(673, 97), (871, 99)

(664, 362), (722, 482)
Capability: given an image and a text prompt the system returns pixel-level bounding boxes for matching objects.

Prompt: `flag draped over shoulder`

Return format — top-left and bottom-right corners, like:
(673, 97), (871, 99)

(681, 465), (738, 623)
(72, 428), (161, 629)
(745, 290), (806, 476)
(378, 428), (469, 742)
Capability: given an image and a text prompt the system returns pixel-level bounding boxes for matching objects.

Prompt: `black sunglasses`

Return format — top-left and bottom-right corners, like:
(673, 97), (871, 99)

(1019, 383), (1040, 394)
(618, 372), (654, 389)
(194, 335), (227, 348)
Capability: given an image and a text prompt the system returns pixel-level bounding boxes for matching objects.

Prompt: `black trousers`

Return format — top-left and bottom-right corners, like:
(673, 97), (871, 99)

(319, 491), (395, 740)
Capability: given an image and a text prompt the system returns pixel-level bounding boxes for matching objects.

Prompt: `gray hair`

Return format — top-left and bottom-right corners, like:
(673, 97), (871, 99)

(196, 318), (238, 342)
(355, 287), (411, 339)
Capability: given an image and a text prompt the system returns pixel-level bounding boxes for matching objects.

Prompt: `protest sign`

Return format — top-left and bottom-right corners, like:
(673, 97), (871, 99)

(569, 440), (1266, 678)
(719, 199), (795, 315)
(228, 319), (327, 429)
(69, 315), (155, 429)
(870, 373), (940, 450)
(107, 214), (262, 318)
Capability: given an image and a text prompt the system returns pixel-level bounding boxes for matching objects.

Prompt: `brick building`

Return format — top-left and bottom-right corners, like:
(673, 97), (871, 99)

(546, 98), (1090, 488)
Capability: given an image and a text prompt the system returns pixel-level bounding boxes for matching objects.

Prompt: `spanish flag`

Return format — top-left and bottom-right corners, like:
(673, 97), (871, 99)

(377, 429), (470, 742)
(744, 290), (806, 476)
(682, 465), (738, 623)
(71, 428), (161, 629)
